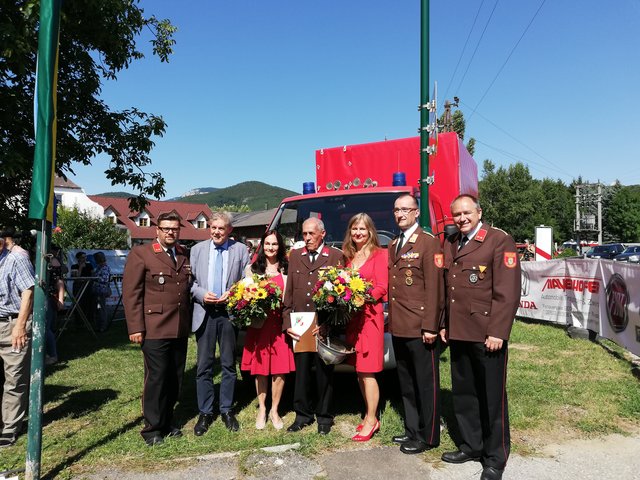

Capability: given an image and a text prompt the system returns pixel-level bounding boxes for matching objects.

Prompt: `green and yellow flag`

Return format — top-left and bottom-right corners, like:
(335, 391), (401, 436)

(28, 0), (62, 221)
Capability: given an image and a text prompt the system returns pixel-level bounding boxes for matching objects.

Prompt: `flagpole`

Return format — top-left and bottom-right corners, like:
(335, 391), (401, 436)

(26, 222), (50, 480)
(419, 0), (431, 231)
(27, 0), (62, 478)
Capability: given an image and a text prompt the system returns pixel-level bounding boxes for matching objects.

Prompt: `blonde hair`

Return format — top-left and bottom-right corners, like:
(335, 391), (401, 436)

(342, 213), (381, 261)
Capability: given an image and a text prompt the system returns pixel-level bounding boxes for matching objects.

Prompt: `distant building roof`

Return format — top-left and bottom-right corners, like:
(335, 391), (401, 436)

(232, 209), (278, 228)
(89, 196), (213, 242)
(54, 175), (81, 190)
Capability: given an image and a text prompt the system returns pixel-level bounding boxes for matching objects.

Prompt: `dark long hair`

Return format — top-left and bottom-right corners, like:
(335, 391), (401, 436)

(251, 230), (288, 275)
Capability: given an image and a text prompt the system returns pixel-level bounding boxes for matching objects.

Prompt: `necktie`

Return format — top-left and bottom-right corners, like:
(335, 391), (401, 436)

(167, 248), (176, 266)
(309, 251), (317, 263)
(458, 236), (469, 252)
(395, 233), (404, 256)
(212, 246), (224, 296)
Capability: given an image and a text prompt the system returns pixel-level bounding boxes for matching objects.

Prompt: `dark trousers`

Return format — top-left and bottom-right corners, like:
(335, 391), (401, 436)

(392, 335), (441, 446)
(140, 337), (188, 440)
(450, 340), (510, 469)
(293, 351), (334, 426)
(195, 311), (237, 414)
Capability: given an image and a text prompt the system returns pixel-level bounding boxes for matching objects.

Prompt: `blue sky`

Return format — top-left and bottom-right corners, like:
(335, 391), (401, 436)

(72, 0), (640, 198)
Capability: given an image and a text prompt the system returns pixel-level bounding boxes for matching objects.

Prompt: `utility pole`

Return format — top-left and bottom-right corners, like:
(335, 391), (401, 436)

(574, 182), (603, 246)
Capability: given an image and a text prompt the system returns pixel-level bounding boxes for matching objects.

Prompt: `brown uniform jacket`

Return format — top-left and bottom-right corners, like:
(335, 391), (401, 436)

(444, 225), (521, 342)
(123, 242), (192, 340)
(282, 245), (343, 351)
(388, 228), (444, 338)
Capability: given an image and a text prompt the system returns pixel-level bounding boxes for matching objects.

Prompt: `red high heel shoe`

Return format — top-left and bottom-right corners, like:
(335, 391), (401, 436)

(352, 420), (380, 442)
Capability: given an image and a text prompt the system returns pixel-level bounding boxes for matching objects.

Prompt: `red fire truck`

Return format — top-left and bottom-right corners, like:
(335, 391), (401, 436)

(266, 131), (478, 246)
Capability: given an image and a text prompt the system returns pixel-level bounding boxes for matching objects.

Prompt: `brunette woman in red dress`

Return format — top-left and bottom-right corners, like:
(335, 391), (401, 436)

(241, 230), (295, 430)
(342, 213), (389, 441)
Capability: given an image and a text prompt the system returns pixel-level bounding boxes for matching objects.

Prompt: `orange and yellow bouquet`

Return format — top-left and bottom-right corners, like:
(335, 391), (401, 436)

(226, 274), (283, 328)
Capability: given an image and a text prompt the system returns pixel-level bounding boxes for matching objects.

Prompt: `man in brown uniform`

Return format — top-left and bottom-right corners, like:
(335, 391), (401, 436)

(388, 194), (444, 454)
(283, 217), (342, 434)
(441, 194), (521, 480)
(123, 212), (192, 446)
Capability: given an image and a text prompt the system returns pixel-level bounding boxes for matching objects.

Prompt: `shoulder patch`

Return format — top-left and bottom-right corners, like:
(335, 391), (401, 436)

(434, 253), (444, 268)
(492, 227), (509, 236)
(504, 252), (518, 268)
(420, 229), (435, 238)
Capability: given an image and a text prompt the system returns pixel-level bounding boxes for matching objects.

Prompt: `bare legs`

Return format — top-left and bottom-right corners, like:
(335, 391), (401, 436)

(255, 374), (285, 429)
(357, 372), (379, 436)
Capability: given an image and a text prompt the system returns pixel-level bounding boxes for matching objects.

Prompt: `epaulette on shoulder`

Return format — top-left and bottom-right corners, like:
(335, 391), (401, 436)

(420, 229), (435, 238)
(491, 226), (509, 236)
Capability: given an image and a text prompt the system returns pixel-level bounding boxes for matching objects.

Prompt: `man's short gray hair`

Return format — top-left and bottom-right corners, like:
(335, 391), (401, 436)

(303, 217), (325, 232)
(210, 211), (233, 227)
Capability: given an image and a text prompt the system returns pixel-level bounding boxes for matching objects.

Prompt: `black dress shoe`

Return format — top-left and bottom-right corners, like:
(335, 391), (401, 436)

(194, 414), (214, 436)
(441, 450), (481, 464)
(286, 420), (313, 432)
(400, 440), (431, 454)
(392, 435), (412, 444)
(480, 466), (504, 480)
(0, 434), (17, 448)
(145, 435), (164, 447)
(221, 412), (239, 432)
(165, 427), (183, 438)
(317, 424), (331, 435)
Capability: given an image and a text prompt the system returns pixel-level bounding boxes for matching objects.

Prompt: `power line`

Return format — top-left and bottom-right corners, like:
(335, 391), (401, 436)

(474, 139), (573, 180)
(442, 0), (487, 105)
(454, 0), (500, 95)
(468, 0), (547, 118)
(460, 99), (575, 179)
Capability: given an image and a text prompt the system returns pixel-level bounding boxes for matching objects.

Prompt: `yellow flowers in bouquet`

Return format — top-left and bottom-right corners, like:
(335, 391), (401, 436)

(312, 266), (374, 326)
(226, 274), (283, 328)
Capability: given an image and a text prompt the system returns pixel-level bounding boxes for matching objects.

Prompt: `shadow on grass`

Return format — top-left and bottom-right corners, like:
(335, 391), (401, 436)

(44, 388), (118, 425)
(44, 416), (143, 479)
(55, 320), (131, 363)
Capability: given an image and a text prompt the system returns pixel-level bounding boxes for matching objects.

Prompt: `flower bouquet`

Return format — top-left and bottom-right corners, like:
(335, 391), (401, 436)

(226, 274), (283, 328)
(312, 266), (375, 327)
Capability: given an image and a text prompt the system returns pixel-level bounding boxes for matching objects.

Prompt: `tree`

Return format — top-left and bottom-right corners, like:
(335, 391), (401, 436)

(0, 0), (176, 232)
(465, 137), (476, 156)
(52, 206), (128, 250)
(604, 185), (640, 242)
(479, 160), (573, 242)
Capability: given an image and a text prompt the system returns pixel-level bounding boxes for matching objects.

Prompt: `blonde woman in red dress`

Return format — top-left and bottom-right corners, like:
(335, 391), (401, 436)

(241, 230), (295, 430)
(342, 213), (389, 441)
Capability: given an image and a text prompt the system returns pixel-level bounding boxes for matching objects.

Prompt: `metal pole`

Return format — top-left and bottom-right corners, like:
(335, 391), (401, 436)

(419, 0), (431, 231)
(26, 221), (50, 479)
(597, 183), (603, 244)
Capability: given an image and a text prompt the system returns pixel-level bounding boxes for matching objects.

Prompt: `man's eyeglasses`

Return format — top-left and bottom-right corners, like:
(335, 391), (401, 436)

(393, 207), (417, 215)
(158, 227), (180, 233)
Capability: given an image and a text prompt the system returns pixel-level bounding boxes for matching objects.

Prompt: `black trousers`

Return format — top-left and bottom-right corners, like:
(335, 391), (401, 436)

(450, 340), (510, 469)
(292, 351), (334, 426)
(140, 337), (188, 440)
(392, 335), (441, 446)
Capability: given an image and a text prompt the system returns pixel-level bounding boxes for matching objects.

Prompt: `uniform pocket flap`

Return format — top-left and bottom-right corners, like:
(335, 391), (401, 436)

(145, 303), (163, 314)
(470, 301), (491, 315)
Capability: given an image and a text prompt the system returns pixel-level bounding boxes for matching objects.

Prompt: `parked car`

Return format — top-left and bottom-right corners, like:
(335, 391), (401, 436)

(585, 243), (626, 259)
(613, 245), (640, 263)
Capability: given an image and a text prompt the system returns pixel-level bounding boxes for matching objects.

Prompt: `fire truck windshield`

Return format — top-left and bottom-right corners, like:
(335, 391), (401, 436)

(268, 192), (407, 248)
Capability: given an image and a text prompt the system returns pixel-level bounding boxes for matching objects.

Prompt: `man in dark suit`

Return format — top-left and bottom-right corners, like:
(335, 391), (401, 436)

(190, 212), (250, 434)
(388, 193), (444, 454)
(123, 212), (192, 446)
(441, 194), (521, 480)
(282, 217), (342, 434)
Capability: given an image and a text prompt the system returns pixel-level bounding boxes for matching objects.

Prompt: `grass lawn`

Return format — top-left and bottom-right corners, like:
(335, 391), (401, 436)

(1, 319), (639, 478)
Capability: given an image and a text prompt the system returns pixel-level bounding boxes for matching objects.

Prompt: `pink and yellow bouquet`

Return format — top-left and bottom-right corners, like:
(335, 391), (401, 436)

(226, 274), (283, 328)
(312, 266), (374, 326)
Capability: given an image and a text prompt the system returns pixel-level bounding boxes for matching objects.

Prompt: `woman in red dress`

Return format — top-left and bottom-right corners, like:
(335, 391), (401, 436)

(241, 230), (295, 430)
(342, 213), (388, 441)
